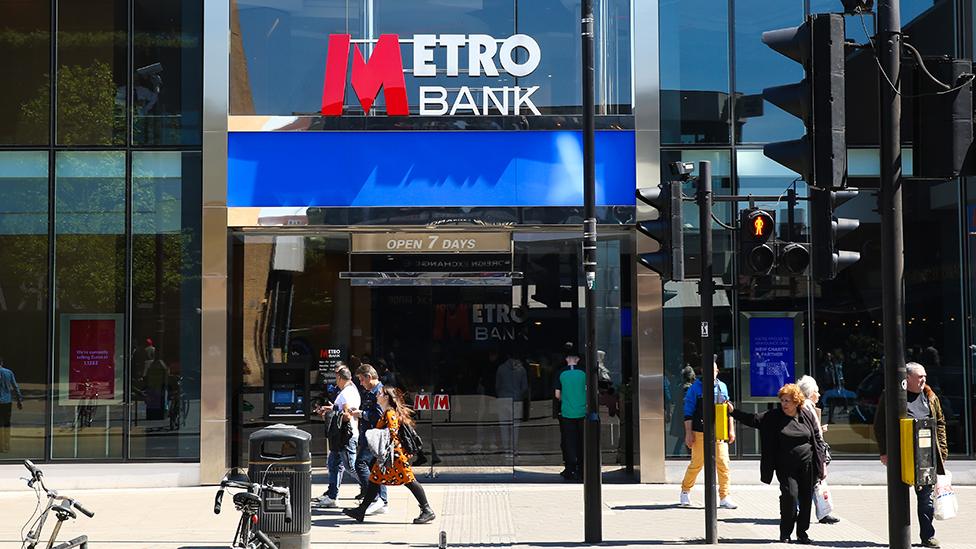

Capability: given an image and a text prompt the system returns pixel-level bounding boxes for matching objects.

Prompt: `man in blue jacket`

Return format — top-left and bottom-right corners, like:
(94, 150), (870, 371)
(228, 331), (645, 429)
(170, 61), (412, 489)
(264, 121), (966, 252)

(679, 362), (736, 508)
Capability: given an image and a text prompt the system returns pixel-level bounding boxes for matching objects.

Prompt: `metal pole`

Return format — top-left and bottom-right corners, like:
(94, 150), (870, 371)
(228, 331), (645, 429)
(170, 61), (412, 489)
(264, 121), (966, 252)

(581, 0), (602, 543)
(697, 161), (717, 544)
(877, 1), (911, 548)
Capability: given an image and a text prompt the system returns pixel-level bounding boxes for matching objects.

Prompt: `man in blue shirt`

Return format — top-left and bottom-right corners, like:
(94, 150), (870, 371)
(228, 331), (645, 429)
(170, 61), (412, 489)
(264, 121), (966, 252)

(679, 362), (736, 508)
(353, 364), (388, 515)
(0, 358), (24, 453)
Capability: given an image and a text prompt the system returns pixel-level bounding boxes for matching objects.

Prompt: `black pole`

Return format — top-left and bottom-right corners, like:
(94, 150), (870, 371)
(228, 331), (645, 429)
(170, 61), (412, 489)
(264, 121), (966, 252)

(697, 161), (717, 544)
(581, 0), (602, 544)
(878, 1), (911, 548)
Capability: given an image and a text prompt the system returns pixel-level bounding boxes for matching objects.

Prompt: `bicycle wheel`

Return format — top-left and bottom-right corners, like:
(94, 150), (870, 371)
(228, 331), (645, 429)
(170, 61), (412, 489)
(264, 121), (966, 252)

(252, 530), (278, 549)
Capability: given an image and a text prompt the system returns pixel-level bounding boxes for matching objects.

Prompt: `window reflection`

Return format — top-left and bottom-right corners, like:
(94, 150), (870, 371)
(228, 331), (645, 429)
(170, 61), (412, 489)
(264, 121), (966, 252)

(733, 0), (805, 144)
(133, 0), (203, 145)
(0, 2), (50, 145)
(659, 0), (731, 144)
(52, 152), (126, 459)
(56, 0), (127, 145)
(129, 152), (201, 458)
(0, 153), (48, 459)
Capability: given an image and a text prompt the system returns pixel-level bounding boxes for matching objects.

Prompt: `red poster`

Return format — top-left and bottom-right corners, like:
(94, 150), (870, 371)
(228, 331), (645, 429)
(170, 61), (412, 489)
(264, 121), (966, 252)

(68, 319), (117, 400)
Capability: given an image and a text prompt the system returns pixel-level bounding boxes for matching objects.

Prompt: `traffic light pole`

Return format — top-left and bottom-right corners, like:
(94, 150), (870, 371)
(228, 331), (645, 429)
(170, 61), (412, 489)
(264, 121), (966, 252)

(581, 0), (602, 544)
(697, 160), (718, 544)
(877, 1), (911, 548)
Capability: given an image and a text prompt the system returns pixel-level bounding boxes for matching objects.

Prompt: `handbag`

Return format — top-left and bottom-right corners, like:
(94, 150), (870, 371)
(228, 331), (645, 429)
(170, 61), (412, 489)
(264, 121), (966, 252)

(814, 480), (834, 521)
(819, 439), (832, 465)
(935, 472), (958, 520)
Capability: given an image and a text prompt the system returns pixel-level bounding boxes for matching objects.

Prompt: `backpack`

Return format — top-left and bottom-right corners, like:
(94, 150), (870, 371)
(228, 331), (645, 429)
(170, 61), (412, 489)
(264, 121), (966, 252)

(398, 422), (423, 457)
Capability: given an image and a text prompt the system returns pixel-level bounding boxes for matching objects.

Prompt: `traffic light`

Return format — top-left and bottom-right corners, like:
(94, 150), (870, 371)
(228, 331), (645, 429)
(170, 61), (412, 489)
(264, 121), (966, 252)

(778, 242), (811, 276)
(739, 209), (776, 276)
(636, 182), (684, 281)
(810, 187), (860, 280)
(762, 13), (847, 189)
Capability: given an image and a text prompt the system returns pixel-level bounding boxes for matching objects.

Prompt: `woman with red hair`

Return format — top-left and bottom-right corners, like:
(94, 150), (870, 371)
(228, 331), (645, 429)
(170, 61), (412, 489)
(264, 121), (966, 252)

(730, 383), (827, 544)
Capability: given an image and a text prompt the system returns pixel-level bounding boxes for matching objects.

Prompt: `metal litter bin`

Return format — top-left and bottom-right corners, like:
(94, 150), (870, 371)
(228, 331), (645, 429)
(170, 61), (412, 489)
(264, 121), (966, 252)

(248, 424), (312, 549)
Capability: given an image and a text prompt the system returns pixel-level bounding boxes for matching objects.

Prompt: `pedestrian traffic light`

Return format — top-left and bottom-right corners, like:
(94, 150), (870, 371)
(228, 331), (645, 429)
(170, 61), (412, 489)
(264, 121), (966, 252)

(778, 242), (811, 275)
(636, 182), (684, 281)
(762, 13), (847, 189)
(810, 187), (860, 280)
(739, 209), (776, 276)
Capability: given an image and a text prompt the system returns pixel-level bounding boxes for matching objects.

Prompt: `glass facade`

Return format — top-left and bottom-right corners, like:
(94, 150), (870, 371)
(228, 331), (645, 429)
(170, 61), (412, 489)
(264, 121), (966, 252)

(659, 0), (976, 458)
(228, 231), (633, 472)
(0, 0), (202, 463)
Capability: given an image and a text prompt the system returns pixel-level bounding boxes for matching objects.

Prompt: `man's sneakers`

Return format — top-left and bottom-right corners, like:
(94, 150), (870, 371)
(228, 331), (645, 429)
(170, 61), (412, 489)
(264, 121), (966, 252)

(679, 491), (692, 507)
(313, 495), (337, 508)
(718, 498), (738, 510)
(364, 498), (387, 515)
(921, 538), (941, 548)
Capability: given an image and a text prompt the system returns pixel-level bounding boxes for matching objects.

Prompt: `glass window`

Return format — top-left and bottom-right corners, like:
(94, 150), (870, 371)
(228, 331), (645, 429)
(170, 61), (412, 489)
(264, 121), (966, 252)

(516, 0), (579, 113)
(0, 1), (50, 145)
(659, 150), (734, 457)
(903, 180), (965, 454)
(52, 152), (126, 459)
(133, 0), (203, 145)
(374, 0), (514, 35)
(0, 152), (48, 459)
(57, 0), (127, 145)
(660, 150), (734, 280)
(129, 152), (201, 459)
(659, 0), (731, 144)
(232, 0), (366, 115)
(733, 0), (805, 144)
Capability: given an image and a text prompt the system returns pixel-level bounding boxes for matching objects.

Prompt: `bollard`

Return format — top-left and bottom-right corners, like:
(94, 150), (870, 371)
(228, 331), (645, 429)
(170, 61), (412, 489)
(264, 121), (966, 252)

(439, 530), (447, 548)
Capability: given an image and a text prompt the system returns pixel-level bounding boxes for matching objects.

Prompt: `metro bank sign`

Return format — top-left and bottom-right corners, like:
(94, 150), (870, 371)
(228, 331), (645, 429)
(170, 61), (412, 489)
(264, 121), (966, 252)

(321, 34), (543, 117)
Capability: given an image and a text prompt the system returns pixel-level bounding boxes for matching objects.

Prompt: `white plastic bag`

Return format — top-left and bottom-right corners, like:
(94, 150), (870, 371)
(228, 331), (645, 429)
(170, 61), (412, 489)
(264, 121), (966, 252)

(935, 472), (958, 521)
(814, 480), (833, 521)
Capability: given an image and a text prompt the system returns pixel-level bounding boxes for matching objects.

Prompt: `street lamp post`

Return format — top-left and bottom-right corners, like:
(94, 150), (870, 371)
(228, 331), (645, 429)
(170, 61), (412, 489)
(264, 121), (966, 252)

(581, 0), (602, 543)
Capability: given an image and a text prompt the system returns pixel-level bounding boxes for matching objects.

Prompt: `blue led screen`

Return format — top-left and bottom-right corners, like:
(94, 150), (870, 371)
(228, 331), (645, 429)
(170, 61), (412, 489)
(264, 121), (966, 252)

(227, 130), (635, 208)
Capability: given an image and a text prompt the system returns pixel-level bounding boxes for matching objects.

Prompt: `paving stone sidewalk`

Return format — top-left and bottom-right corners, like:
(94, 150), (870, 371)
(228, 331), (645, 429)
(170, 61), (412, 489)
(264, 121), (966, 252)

(1, 482), (974, 548)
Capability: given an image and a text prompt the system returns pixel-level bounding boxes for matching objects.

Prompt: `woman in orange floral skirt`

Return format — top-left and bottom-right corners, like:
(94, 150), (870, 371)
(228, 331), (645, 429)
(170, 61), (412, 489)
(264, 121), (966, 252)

(343, 386), (435, 524)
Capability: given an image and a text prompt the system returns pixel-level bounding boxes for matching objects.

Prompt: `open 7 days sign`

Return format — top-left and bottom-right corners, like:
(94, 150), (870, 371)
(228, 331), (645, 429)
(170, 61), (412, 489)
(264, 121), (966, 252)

(322, 34), (543, 117)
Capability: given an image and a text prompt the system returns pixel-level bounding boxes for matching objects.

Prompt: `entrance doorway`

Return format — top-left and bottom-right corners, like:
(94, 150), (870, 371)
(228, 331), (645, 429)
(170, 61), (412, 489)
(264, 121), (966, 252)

(229, 230), (631, 477)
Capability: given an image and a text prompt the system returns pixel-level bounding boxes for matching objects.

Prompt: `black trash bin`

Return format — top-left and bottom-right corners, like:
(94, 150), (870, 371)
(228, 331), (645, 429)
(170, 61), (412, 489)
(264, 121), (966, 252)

(248, 424), (312, 549)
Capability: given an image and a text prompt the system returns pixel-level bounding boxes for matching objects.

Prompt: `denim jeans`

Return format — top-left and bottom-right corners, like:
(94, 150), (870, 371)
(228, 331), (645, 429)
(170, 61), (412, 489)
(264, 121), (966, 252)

(917, 484), (936, 542)
(326, 435), (359, 499)
(355, 433), (388, 504)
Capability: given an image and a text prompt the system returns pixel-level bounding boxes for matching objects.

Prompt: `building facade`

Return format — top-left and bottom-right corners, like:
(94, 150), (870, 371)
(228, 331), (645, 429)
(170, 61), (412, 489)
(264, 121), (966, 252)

(0, 0), (974, 485)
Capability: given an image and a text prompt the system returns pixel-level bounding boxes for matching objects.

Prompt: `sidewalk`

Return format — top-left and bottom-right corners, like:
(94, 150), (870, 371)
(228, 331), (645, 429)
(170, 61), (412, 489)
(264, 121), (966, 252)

(1, 480), (974, 548)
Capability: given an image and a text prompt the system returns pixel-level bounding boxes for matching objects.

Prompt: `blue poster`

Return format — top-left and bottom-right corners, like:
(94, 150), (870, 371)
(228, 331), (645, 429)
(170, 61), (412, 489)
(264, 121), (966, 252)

(749, 317), (795, 398)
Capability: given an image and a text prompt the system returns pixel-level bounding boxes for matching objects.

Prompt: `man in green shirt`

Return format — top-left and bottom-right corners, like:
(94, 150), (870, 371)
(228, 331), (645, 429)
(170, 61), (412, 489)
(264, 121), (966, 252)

(555, 344), (586, 481)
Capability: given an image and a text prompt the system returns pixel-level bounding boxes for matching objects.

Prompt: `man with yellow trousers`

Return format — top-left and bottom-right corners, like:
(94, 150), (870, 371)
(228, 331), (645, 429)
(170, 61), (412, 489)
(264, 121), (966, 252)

(680, 362), (736, 508)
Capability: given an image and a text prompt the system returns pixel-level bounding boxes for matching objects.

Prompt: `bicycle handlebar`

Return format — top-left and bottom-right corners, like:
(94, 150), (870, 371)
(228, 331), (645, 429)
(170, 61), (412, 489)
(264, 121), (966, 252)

(213, 489), (224, 514)
(284, 497), (293, 524)
(72, 500), (94, 518)
(24, 459), (41, 479)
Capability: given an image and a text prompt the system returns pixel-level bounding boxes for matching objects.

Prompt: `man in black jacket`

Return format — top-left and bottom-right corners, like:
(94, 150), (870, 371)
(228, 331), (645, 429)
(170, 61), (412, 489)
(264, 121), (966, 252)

(874, 362), (948, 549)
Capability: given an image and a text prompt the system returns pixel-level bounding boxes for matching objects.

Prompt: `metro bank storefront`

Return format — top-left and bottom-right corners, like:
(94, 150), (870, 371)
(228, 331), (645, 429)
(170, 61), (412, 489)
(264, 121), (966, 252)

(200, 0), (655, 483)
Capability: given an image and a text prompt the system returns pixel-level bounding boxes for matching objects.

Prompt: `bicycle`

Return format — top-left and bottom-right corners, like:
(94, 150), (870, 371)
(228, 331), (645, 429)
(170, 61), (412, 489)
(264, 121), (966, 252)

(213, 477), (292, 549)
(19, 459), (95, 549)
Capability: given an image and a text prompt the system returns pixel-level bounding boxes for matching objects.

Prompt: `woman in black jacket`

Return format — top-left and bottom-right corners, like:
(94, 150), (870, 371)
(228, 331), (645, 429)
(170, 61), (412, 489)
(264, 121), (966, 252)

(730, 383), (826, 544)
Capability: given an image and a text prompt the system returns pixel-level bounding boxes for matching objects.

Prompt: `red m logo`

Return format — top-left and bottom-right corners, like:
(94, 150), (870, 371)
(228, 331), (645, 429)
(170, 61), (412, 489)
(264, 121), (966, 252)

(321, 34), (409, 116)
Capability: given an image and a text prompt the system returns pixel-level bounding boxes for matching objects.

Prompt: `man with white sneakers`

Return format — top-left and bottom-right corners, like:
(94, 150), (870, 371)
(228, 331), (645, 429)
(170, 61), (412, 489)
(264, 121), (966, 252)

(314, 366), (360, 508)
(679, 362), (736, 509)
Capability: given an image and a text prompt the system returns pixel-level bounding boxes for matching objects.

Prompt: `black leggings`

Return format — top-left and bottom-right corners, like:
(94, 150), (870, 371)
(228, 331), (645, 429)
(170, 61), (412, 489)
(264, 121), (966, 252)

(357, 479), (429, 510)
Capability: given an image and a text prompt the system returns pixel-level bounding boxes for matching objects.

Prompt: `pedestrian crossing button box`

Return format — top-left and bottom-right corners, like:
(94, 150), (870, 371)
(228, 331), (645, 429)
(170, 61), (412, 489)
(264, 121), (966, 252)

(900, 417), (937, 486)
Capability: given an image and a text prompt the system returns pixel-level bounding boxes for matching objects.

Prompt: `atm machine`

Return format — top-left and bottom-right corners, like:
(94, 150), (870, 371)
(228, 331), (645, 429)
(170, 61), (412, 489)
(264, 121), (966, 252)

(265, 363), (310, 421)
